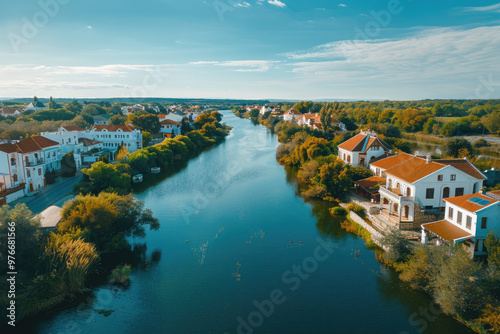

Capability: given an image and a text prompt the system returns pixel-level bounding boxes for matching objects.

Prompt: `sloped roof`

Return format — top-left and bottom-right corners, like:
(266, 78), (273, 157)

(434, 159), (486, 180)
(62, 125), (85, 132)
(487, 190), (500, 200)
(78, 138), (102, 146)
(160, 119), (181, 125)
(0, 136), (59, 154)
(370, 153), (415, 169)
(338, 133), (391, 153)
(285, 109), (302, 115)
(93, 114), (112, 120)
(445, 193), (499, 213)
(354, 176), (386, 191)
(27, 101), (46, 108)
(384, 157), (445, 183)
(90, 125), (133, 132)
(422, 220), (474, 242)
(0, 107), (20, 115)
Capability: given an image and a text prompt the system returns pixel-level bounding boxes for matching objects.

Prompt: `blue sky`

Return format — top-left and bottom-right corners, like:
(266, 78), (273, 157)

(1, 0), (500, 100)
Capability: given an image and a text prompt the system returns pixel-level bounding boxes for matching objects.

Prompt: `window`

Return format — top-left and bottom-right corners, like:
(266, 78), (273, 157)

(466, 216), (472, 229)
(448, 207), (453, 219)
(438, 175), (443, 181)
(13, 174), (18, 182)
(475, 240), (479, 252)
(450, 174), (456, 181)
(38, 168), (42, 176)
(455, 188), (464, 197)
(457, 211), (462, 224)
(481, 217), (487, 229)
(27, 170), (30, 177)
(426, 188), (434, 199)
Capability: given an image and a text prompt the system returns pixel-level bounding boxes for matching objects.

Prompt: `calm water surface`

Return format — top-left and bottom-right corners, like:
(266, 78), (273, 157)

(20, 111), (472, 334)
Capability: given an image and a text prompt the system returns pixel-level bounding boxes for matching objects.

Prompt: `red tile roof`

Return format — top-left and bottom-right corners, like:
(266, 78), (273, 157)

(445, 193), (499, 213)
(0, 136), (59, 154)
(90, 125), (133, 132)
(338, 133), (391, 153)
(160, 119), (181, 125)
(354, 176), (386, 190)
(338, 133), (367, 151)
(434, 159), (486, 180)
(370, 153), (415, 169)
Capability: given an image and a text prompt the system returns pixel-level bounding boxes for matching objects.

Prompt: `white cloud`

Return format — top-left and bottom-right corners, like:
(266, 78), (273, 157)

(189, 60), (279, 72)
(234, 2), (251, 8)
(86, 25), (93, 29)
(463, 3), (500, 13)
(285, 26), (500, 97)
(338, 4), (347, 7)
(268, 0), (286, 8)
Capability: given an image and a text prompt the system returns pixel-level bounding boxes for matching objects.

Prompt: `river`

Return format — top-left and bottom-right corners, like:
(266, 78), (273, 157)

(18, 111), (473, 334)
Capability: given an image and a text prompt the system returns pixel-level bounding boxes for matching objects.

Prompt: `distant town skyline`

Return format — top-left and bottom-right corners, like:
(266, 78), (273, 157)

(1, 0), (500, 100)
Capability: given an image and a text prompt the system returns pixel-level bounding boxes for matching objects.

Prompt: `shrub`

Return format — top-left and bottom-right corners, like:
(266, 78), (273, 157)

(330, 207), (347, 215)
(346, 203), (366, 217)
(108, 264), (132, 286)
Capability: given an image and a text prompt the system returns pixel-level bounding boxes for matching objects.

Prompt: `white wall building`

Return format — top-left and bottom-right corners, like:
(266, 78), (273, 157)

(0, 136), (62, 203)
(25, 101), (48, 112)
(41, 126), (86, 170)
(374, 154), (486, 226)
(160, 119), (181, 137)
(84, 125), (143, 153)
(338, 131), (392, 168)
(282, 109), (302, 122)
(422, 193), (500, 257)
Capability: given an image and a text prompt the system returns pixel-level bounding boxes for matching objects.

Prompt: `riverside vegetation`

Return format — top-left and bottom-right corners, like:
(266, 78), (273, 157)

(234, 102), (500, 333)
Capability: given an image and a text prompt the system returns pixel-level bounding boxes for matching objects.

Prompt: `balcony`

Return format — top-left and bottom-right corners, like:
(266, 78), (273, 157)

(25, 159), (44, 167)
(380, 186), (415, 204)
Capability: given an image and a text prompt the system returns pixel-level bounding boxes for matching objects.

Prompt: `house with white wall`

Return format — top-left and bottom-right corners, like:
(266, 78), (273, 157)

(338, 130), (392, 168)
(41, 126), (86, 170)
(84, 125), (143, 153)
(25, 100), (48, 112)
(282, 109), (302, 122)
(296, 113), (346, 131)
(369, 153), (415, 177)
(376, 155), (486, 228)
(0, 136), (62, 203)
(421, 192), (500, 257)
(260, 105), (273, 115)
(0, 107), (22, 117)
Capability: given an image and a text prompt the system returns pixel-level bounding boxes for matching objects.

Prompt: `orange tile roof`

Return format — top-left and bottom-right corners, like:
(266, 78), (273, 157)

(338, 133), (367, 151)
(445, 193), (499, 213)
(384, 157), (445, 183)
(434, 159), (486, 180)
(370, 153), (415, 169)
(90, 125), (133, 132)
(422, 220), (474, 242)
(487, 190), (500, 200)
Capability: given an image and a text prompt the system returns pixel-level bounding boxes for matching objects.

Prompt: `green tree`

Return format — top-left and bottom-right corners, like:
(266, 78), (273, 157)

(442, 138), (474, 158)
(109, 114), (126, 125)
(142, 131), (152, 146)
(61, 151), (77, 177)
(380, 229), (412, 262)
(132, 114), (161, 134)
(65, 100), (82, 113)
(82, 103), (106, 116)
(482, 111), (500, 135)
(78, 162), (131, 194)
(57, 192), (159, 252)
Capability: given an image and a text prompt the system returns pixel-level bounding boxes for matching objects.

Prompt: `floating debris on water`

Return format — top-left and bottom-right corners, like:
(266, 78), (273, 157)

(232, 261), (242, 281)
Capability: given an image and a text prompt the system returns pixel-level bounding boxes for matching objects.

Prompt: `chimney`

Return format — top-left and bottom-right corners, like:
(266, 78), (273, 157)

(426, 155), (431, 163)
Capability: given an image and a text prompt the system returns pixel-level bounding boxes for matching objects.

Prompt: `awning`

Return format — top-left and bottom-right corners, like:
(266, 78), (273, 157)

(354, 176), (385, 194)
(422, 220), (474, 242)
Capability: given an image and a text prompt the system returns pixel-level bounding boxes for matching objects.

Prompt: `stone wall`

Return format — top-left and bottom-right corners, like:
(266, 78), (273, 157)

(341, 203), (387, 250)
(413, 203), (442, 229)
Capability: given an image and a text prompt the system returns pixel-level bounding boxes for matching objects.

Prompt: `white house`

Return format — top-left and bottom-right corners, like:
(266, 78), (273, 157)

(84, 125), (143, 153)
(0, 136), (62, 202)
(159, 113), (184, 123)
(41, 126), (86, 170)
(260, 105), (273, 115)
(296, 113), (346, 131)
(25, 100), (48, 112)
(338, 130), (392, 168)
(160, 119), (181, 138)
(369, 153), (415, 177)
(93, 114), (112, 125)
(0, 107), (22, 117)
(282, 109), (302, 122)
(375, 155), (486, 227)
(421, 192), (500, 257)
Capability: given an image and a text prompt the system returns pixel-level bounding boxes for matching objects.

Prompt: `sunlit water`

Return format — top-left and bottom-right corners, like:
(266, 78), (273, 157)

(18, 111), (472, 334)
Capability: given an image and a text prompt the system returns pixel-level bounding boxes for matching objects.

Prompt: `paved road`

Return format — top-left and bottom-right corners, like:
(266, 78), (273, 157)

(12, 173), (82, 214)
